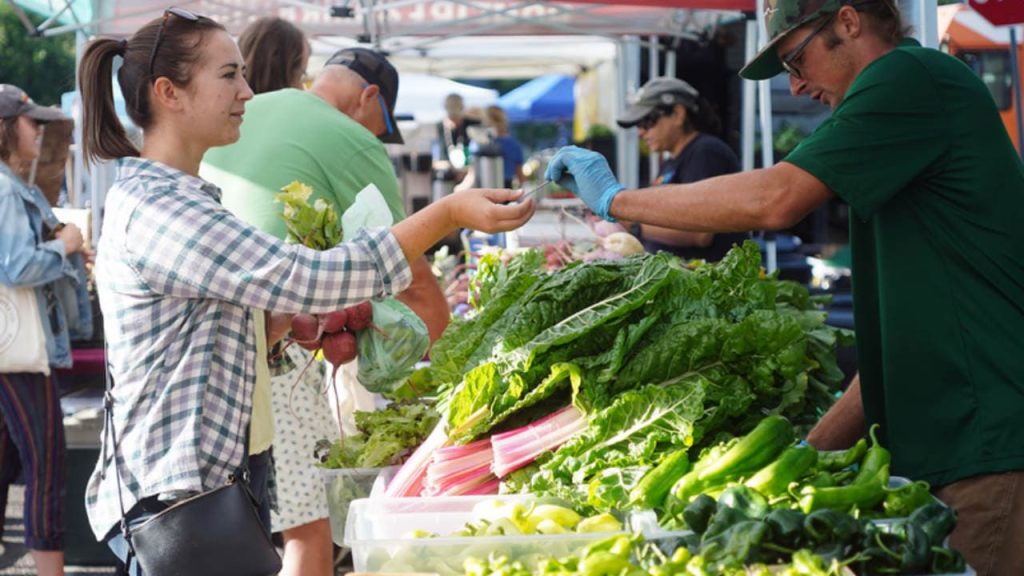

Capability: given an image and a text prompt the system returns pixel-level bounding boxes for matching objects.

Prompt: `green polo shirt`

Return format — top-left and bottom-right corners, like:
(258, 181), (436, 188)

(201, 88), (405, 240)
(786, 40), (1024, 487)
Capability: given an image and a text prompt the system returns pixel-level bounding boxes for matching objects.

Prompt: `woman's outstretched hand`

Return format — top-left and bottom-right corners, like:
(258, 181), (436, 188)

(444, 188), (535, 233)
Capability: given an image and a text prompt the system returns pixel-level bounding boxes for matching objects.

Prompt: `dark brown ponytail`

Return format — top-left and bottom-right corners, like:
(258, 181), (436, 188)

(79, 37), (138, 162)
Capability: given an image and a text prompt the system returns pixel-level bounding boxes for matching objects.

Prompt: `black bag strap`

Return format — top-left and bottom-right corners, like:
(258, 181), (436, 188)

(100, 343), (253, 571)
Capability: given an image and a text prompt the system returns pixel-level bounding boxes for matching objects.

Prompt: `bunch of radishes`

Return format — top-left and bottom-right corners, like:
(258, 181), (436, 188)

(289, 300), (373, 366)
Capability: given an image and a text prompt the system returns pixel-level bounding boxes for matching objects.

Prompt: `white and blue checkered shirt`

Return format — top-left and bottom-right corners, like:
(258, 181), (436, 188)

(85, 157), (411, 539)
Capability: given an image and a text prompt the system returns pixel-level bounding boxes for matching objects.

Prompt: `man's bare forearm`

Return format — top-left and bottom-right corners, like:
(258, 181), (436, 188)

(806, 375), (866, 450)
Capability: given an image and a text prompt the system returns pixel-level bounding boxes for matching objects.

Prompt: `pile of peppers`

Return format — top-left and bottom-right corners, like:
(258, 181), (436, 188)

(631, 416), (968, 575)
(657, 420), (939, 527)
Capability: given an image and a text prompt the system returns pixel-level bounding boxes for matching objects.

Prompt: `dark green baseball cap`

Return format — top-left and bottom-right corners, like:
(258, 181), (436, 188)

(740, 0), (844, 80)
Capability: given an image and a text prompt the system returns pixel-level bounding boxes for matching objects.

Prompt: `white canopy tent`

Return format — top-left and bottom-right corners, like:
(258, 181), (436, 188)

(394, 73), (498, 123)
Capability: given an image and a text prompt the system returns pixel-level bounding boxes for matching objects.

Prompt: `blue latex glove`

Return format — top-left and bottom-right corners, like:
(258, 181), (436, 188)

(545, 146), (624, 221)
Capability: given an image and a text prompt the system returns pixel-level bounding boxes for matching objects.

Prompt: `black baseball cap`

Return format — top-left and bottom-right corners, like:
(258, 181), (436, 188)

(324, 47), (403, 144)
(0, 84), (67, 122)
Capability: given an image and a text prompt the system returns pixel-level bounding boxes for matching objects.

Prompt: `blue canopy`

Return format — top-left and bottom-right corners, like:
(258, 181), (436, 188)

(498, 74), (576, 123)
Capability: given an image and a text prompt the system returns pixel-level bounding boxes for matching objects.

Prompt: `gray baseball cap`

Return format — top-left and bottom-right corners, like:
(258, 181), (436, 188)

(617, 77), (700, 128)
(0, 84), (66, 122)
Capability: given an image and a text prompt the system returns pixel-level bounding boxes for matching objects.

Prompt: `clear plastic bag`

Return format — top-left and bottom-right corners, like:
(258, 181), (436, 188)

(340, 184), (430, 393)
(356, 298), (430, 393)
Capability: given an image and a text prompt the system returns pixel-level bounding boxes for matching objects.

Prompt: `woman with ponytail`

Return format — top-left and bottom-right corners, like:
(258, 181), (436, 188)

(78, 8), (533, 572)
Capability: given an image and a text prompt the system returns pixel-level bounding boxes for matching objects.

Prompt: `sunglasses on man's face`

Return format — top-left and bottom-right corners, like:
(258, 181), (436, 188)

(148, 7), (201, 77)
(362, 83), (395, 137)
(780, 13), (836, 79)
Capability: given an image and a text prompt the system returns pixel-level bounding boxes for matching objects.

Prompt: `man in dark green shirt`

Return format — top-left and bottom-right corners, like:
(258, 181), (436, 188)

(546, 0), (1024, 573)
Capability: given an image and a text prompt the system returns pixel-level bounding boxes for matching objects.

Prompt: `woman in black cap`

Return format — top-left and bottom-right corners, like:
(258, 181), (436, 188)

(0, 83), (90, 576)
(618, 77), (742, 261)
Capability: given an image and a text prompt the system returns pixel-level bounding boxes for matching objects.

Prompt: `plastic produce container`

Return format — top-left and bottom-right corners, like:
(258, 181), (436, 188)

(321, 467), (383, 546)
(343, 494), (630, 575)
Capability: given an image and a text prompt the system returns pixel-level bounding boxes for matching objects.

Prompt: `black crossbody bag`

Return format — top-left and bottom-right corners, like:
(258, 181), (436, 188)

(101, 350), (282, 576)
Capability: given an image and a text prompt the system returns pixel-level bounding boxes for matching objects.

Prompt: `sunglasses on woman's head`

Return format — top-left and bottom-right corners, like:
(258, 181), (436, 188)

(148, 7), (201, 77)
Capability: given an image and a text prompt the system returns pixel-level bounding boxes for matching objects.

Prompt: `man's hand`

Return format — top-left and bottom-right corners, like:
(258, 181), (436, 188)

(544, 146), (624, 221)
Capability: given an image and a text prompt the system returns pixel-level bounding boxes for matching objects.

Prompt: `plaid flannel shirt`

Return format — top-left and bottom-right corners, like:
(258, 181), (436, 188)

(86, 158), (412, 538)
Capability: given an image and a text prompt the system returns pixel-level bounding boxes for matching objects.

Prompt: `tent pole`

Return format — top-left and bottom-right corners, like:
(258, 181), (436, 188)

(898, 0), (938, 49)
(742, 17), (757, 172)
(648, 35), (660, 186)
(617, 36), (641, 191)
(755, 0), (777, 273)
(1010, 27), (1024, 158)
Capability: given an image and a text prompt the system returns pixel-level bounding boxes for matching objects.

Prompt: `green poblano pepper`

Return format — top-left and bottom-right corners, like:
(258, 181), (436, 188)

(683, 494), (718, 534)
(765, 508), (806, 549)
(908, 502), (958, 548)
(802, 508), (862, 546)
(930, 546), (967, 574)
(716, 486), (770, 521)
(701, 520), (770, 570)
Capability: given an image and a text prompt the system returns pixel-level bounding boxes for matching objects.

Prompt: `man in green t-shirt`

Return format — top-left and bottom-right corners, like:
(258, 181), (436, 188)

(546, 0), (1024, 573)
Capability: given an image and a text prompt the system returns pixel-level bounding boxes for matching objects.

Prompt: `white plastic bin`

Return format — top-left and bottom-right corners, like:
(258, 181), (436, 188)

(343, 494), (629, 575)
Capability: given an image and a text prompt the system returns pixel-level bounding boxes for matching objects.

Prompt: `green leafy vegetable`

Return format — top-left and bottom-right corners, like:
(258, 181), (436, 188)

(276, 181), (343, 250)
(315, 399), (439, 469)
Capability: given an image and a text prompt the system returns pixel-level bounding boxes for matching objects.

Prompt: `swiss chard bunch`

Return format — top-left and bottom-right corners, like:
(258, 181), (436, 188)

(276, 180), (343, 250)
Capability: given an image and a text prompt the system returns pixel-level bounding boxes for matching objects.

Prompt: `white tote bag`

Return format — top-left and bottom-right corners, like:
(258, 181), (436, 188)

(0, 284), (50, 375)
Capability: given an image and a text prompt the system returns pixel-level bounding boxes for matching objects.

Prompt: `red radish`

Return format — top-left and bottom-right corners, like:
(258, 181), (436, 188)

(319, 310), (348, 334)
(290, 313), (321, 342)
(295, 338), (323, 352)
(345, 301), (373, 332)
(322, 330), (358, 366)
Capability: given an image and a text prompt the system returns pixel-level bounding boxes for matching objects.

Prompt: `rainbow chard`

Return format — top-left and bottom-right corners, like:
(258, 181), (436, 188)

(490, 405), (587, 478)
